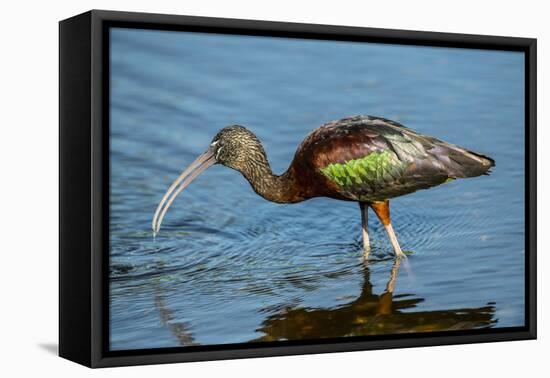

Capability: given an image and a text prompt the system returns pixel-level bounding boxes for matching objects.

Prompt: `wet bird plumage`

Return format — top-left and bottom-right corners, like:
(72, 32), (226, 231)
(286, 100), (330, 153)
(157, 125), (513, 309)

(152, 115), (495, 258)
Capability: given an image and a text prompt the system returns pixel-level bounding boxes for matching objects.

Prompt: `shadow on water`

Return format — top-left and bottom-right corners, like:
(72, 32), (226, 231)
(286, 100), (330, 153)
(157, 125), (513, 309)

(252, 259), (497, 342)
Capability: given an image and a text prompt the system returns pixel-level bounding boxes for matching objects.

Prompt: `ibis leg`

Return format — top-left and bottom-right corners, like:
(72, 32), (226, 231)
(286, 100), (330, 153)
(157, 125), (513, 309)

(370, 201), (407, 259)
(359, 202), (371, 258)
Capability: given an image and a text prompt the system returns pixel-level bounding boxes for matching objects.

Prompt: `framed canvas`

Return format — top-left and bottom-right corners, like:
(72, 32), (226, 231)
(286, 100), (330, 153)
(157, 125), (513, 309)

(59, 10), (537, 368)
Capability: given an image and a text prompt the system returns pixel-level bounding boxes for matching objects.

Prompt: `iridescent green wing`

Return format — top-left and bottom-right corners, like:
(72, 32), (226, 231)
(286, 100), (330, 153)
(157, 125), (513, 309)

(319, 150), (409, 200)
(313, 116), (447, 201)
(308, 115), (493, 201)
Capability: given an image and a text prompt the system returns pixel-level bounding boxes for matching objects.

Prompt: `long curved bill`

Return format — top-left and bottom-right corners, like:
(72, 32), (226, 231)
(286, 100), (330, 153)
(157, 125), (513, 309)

(152, 147), (216, 236)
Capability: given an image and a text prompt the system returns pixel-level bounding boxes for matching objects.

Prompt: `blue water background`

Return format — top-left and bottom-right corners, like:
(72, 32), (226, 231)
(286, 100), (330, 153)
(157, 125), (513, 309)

(109, 28), (525, 350)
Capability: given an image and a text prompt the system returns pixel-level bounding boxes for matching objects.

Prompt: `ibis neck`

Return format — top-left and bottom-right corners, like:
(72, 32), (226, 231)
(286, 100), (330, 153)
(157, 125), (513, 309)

(239, 156), (302, 204)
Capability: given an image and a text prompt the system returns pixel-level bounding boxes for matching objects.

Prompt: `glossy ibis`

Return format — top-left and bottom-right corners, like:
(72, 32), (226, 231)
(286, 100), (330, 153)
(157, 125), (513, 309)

(152, 115), (494, 258)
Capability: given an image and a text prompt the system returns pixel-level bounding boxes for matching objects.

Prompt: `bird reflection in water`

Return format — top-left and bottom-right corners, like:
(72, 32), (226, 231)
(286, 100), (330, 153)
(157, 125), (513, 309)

(151, 259), (496, 346)
(153, 277), (197, 347)
(253, 258), (497, 342)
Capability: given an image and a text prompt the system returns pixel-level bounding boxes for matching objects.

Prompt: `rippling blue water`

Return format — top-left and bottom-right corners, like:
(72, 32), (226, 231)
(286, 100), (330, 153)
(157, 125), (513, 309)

(109, 28), (525, 350)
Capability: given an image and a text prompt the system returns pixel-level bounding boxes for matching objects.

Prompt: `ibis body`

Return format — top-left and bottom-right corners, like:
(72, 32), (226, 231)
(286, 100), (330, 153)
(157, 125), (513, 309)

(152, 115), (495, 258)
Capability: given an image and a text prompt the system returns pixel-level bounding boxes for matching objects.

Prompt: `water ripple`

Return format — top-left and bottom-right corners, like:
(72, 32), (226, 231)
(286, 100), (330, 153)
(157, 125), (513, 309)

(108, 28), (525, 350)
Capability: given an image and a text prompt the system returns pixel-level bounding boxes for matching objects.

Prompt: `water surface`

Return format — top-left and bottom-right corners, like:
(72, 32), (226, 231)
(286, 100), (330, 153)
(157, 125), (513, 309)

(109, 28), (525, 350)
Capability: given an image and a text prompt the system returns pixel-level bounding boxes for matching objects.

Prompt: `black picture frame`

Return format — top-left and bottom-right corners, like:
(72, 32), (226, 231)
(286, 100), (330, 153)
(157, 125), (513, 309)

(59, 9), (537, 368)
